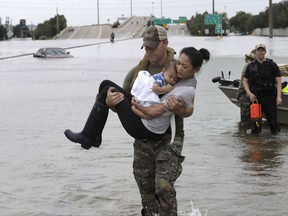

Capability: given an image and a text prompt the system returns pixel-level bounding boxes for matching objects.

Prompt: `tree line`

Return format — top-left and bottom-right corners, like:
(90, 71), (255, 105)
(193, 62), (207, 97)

(0, 14), (67, 40)
(187, 0), (288, 36)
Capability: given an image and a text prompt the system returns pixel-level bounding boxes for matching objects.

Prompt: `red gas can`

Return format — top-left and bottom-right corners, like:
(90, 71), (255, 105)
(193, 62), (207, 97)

(250, 101), (262, 119)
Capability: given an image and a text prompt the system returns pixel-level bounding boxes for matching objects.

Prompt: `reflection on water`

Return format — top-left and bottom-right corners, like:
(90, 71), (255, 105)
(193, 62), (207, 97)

(232, 125), (287, 215)
(239, 134), (283, 175)
(236, 122), (286, 175)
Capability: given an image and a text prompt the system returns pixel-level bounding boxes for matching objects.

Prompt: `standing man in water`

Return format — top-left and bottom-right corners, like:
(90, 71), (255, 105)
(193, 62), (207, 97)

(106, 25), (186, 216)
(243, 43), (282, 134)
(64, 24), (210, 215)
(64, 25), (210, 215)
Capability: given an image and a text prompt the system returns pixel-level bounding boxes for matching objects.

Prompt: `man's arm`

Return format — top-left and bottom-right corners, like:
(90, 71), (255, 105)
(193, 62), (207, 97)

(243, 77), (256, 102)
(123, 66), (137, 92)
(131, 100), (166, 120)
(243, 63), (257, 102)
(106, 66), (137, 111)
(275, 76), (283, 105)
(272, 62), (283, 105)
(131, 96), (194, 119)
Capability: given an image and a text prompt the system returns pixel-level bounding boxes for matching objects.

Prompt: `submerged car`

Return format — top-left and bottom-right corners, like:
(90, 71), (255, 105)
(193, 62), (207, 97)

(33, 47), (73, 58)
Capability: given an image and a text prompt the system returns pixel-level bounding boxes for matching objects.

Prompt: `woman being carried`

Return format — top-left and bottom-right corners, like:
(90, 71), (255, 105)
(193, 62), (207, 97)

(64, 60), (182, 149)
(64, 47), (210, 149)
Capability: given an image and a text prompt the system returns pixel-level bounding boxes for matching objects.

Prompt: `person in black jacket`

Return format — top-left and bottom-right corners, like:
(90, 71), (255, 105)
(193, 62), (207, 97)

(243, 43), (282, 134)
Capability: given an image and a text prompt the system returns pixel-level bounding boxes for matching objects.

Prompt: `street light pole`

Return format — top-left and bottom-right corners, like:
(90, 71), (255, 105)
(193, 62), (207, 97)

(212, 0), (215, 14)
(131, 0), (132, 17)
(161, 0), (163, 18)
(56, 7), (59, 34)
(151, 2), (154, 16)
(97, 0), (100, 25)
(269, 0), (273, 38)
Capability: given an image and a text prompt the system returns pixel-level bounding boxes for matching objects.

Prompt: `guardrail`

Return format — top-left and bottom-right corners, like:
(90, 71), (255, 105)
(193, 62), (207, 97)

(254, 27), (288, 37)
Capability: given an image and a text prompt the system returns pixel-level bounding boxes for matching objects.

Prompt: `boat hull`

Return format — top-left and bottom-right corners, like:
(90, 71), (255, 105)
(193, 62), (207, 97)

(218, 85), (288, 125)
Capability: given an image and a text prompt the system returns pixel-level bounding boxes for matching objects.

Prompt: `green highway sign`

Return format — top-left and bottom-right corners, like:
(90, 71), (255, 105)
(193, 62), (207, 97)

(154, 18), (172, 25)
(178, 16), (187, 23)
(215, 24), (222, 34)
(204, 14), (222, 25)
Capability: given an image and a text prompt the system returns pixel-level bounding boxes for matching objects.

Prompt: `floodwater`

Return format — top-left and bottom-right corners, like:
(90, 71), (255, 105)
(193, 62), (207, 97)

(1, 36), (288, 216)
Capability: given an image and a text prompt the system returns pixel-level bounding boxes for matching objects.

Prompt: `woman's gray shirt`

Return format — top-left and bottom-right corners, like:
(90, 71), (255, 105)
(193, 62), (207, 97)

(142, 77), (197, 134)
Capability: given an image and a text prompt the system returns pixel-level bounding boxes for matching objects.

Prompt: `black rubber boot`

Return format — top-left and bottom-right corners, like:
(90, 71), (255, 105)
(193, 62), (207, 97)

(269, 120), (280, 134)
(251, 125), (262, 134)
(64, 100), (109, 149)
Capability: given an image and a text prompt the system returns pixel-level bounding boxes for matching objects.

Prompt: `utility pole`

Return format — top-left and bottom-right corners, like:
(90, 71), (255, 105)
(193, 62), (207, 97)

(97, 0), (100, 25)
(160, 0), (163, 18)
(56, 7), (59, 34)
(131, 0), (132, 17)
(269, 0), (273, 38)
(212, 0), (215, 14)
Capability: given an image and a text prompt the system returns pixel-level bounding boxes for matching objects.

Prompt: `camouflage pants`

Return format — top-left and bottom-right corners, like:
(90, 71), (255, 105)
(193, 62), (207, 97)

(239, 95), (251, 127)
(133, 135), (185, 216)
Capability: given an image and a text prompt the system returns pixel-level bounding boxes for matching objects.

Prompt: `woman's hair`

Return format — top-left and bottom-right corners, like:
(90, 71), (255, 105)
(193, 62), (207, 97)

(179, 47), (210, 68)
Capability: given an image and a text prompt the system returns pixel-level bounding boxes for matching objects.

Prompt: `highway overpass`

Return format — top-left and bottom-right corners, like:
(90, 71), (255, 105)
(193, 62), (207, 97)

(56, 16), (190, 40)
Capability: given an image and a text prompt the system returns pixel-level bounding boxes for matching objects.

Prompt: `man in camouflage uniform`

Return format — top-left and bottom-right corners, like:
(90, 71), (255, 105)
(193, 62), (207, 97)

(236, 49), (256, 127)
(106, 25), (188, 216)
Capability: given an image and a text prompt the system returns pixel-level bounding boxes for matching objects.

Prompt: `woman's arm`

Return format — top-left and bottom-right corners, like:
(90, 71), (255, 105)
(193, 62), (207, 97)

(165, 96), (194, 118)
(131, 95), (194, 119)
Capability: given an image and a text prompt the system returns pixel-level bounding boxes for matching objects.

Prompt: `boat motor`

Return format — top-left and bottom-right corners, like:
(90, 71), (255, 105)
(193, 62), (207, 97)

(212, 76), (221, 83)
(212, 71), (240, 87)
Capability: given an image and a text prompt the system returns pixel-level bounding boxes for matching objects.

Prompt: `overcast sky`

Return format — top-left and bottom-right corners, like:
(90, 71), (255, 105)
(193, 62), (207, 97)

(0, 0), (284, 26)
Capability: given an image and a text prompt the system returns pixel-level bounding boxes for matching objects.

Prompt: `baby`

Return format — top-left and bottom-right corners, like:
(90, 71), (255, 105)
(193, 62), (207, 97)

(131, 60), (179, 107)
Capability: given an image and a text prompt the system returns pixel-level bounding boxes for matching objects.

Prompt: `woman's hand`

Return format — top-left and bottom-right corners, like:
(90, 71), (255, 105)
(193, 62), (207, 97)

(105, 87), (124, 111)
(165, 96), (184, 112)
(164, 95), (194, 118)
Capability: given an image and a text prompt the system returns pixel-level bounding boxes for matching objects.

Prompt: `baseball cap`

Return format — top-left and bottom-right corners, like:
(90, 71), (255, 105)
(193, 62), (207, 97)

(141, 25), (167, 49)
(255, 43), (266, 50)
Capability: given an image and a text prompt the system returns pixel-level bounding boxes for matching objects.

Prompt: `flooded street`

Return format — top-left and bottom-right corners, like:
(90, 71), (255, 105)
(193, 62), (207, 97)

(1, 36), (288, 216)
